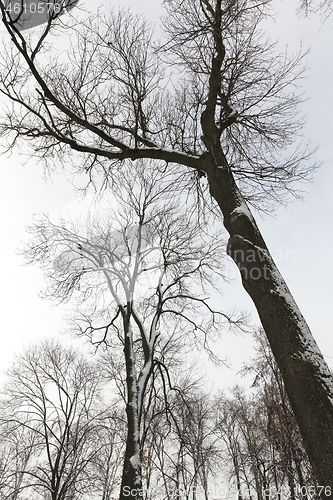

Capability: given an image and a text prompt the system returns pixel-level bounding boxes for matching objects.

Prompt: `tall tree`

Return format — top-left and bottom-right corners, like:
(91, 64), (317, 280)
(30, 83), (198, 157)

(0, 0), (332, 487)
(22, 162), (245, 499)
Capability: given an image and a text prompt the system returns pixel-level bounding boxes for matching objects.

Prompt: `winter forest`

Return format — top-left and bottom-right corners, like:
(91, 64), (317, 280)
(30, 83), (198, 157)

(0, 0), (332, 499)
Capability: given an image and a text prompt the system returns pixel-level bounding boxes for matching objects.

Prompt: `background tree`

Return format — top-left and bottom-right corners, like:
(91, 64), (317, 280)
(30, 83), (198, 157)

(212, 328), (319, 500)
(136, 372), (222, 500)
(241, 329), (317, 498)
(0, 425), (36, 500)
(0, 0), (332, 487)
(166, 381), (220, 500)
(299, 0), (333, 16)
(85, 405), (126, 500)
(0, 332), (322, 500)
(0, 339), (106, 500)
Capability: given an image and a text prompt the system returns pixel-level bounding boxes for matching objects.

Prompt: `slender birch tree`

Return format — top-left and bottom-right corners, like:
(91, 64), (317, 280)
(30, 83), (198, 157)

(0, 0), (332, 489)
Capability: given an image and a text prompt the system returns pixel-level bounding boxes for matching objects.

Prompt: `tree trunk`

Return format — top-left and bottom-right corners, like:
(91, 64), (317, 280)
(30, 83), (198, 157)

(199, 7), (333, 482)
(202, 152), (333, 493)
(119, 320), (142, 500)
(232, 453), (243, 500)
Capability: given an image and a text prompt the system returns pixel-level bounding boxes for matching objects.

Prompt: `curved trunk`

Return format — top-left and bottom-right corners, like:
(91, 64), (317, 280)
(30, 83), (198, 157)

(203, 152), (333, 492)
(199, 4), (333, 484)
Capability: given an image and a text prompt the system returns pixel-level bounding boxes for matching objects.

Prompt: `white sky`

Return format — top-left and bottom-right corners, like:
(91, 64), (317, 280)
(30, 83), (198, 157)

(0, 0), (332, 391)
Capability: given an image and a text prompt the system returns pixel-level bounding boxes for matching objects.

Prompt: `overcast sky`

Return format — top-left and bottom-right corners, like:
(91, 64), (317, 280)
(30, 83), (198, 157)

(0, 0), (332, 390)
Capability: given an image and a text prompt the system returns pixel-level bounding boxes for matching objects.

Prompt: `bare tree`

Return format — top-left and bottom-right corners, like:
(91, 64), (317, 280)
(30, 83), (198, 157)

(213, 329), (319, 500)
(0, 425), (36, 500)
(214, 392), (249, 499)
(168, 384), (220, 500)
(85, 406), (126, 500)
(298, 0), (333, 17)
(22, 162), (246, 499)
(137, 370), (222, 500)
(0, 0), (332, 488)
(0, 339), (106, 500)
(241, 329), (317, 499)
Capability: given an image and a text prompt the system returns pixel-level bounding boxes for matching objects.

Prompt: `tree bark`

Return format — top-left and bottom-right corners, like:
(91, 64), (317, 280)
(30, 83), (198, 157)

(202, 152), (333, 494)
(198, 2), (333, 488)
(119, 317), (143, 500)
